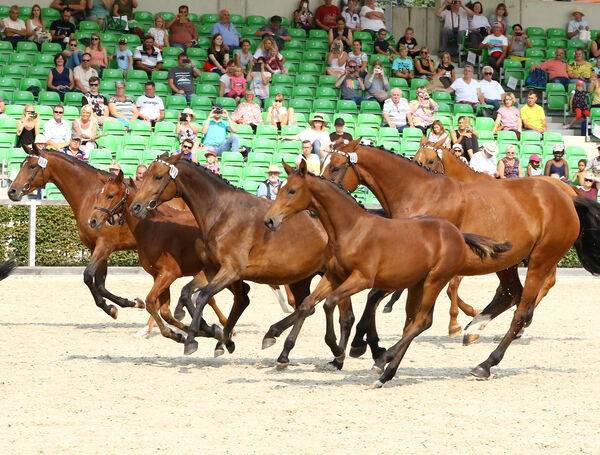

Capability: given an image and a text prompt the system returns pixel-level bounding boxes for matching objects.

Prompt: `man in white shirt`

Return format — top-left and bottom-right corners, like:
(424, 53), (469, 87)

(479, 23), (508, 75)
(136, 81), (165, 125)
(218, 62), (236, 97)
(477, 66), (505, 109)
(383, 88), (410, 133)
(133, 35), (163, 77)
(445, 65), (480, 111)
(73, 53), (98, 93)
(435, 0), (472, 56)
(43, 105), (72, 149)
(2, 5), (26, 49)
(470, 141), (498, 177)
(360, 0), (386, 38)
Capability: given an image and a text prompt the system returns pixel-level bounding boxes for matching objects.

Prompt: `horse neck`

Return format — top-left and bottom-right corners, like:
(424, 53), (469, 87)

(123, 187), (141, 231)
(442, 149), (489, 182)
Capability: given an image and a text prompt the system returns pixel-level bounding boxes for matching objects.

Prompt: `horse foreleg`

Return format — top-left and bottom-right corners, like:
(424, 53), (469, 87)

(447, 276), (462, 338)
(324, 297), (355, 370)
(144, 273), (187, 343)
(174, 273), (207, 321)
(382, 289), (404, 313)
(214, 281), (250, 357)
(268, 285), (295, 313)
(94, 254), (143, 309)
(83, 249), (118, 319)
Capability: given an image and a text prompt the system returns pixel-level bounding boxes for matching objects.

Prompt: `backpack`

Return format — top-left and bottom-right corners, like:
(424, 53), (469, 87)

(526, 68), (547, 89)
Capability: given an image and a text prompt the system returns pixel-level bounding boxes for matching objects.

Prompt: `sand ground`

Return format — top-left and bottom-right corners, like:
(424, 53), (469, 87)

(1, 273), (599, 455)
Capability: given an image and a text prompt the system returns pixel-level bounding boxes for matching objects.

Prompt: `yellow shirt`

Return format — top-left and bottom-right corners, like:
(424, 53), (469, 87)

(568, 61), (594, 80)
(520, 103), (545, 131)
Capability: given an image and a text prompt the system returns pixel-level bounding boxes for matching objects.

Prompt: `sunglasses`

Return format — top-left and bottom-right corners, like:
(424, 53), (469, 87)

(585, 178), (594, 182)
(348, 65), (357, 68)
(69, 43), (77, 47)
(484, 72), (493, 75)
(82, 59), (91, 62)
(89, 83), (99, 86)
(26, 110), (35, 114)
(420, 51), (428, 54)
(54, 110), (64, 114)
(91, 37), (99, 41)
(181, 145), (192, 150)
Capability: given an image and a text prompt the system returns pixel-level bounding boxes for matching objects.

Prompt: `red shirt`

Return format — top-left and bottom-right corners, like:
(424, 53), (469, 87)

(315, 5), (341, 28)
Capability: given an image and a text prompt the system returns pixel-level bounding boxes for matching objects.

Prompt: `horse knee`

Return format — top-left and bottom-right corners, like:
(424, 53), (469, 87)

(83, 267), (95, 287)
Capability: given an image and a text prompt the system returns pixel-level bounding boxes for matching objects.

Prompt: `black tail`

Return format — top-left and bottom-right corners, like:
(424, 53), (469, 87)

(572, 196), (600, 275)
(0, 258), (17, 281)
(463, 234), (512, 260)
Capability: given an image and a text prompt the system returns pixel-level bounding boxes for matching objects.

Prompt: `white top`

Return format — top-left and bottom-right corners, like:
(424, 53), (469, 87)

(342, 9), (360, 30)
(268, 105), (287, 123)
(147, 28), (167, 47)
(528, 166), (543, 176)
(440, 9), (469, 32)
(298, 128), (330, 146)
(470, 151), (497, 175)
(469, 14), (490, 30)
(73, 118), (94, 140)
(478, 79), (504, 101)
(250, 71), (271, 99)
(347, 51), (367, 68)
(253, 49), (283, 60)
(3, 17), (26, 31)
(382, 98), (410, 127)
(450, 78), (480, 104)
(220, 74), (231, 93)
(360, 5), (385, 32)
(43, 118), (71, 144)
(73, 66), (98, 93)
(136, 94), (165, 120)
(481, 34), (508, 55)
(568, 19), (588, 40)
(329, 55), (346, 71)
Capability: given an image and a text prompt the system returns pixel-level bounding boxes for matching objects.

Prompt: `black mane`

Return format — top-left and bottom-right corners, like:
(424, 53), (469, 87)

(178, 158), (247, 193)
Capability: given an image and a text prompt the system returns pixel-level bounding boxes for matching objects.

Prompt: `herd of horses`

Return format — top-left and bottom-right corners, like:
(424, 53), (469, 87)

(6, 138), (600, 387)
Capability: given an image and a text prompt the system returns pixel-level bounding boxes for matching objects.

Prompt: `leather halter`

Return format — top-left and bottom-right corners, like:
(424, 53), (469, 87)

(22, 153), (48, 192)
(323, 149), (363, 186)
(93, 181), (129, 226)
(146, 159), (182, 211)
(418, 145), (446, 174)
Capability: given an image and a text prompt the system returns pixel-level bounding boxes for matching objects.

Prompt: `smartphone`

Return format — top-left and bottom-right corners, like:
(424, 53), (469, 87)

(182, 58), (191, 63)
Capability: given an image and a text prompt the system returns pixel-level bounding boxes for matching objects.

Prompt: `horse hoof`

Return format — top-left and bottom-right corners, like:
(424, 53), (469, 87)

(370, 380), (384, 389)
(371, 364), (384, 376)
(183, 340), (198, 356)
(449, 325), (462, 338)
(382, 305), (392, 314)
(134, 298), (145, 309)
(470, 365), (491, 379)
(214, 344), (225, 358)
(463, 333), (480, 346)
(262, 337), (276, 350)
(276, 361), (289, 371)
(349, 344), (367, 358)
(226, 341), (235, 354)
(515, 328), (525, 339)
(109, 306), (118, 320)
(134, 327), (150, 338)
(328, 358), (344, 370)
(173, 308), (185, 321)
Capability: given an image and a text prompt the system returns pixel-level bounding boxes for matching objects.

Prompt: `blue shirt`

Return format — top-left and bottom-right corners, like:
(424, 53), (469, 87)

(115, 48), (132, 72)
(211, 22), (241, 48)
(202, 119), (230, 146)
(392, 57), (413, 72)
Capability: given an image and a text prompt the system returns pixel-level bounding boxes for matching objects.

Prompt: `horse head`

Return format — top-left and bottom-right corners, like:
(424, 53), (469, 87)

(413, 137), (448, 173)
(8, 144), (47, 201)
(88, 170), (131, 229)
(320, 138), (362, 191)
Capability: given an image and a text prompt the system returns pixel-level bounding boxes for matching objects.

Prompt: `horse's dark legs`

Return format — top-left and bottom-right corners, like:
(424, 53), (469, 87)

(94, 258), (142, 309)
(83, 252), (118, 319)
(382, 289), (405, 313)
(214, 281), (251, 357)
(173, 276), (202, 321)
(323, 296), (354, 370)
(350, 289), (390, 359)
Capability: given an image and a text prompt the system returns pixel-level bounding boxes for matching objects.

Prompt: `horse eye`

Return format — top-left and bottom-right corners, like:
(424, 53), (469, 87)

(30, 164), (36, 169)
(331, 166), (339, 172)
(427, 159), (434, 165)
(288, 188), (296, 195)
(107, 194), (114, 200)
(155, 174), (163, 181)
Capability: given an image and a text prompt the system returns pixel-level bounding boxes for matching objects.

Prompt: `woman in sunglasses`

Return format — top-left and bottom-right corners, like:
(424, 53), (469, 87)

(85, 32), (108, 75)
(414, 47), (435, 81)
(16, 104), (40, 148)
(577, 171), (600, 201)
(267, 93), (296, 130)
(407, 87), (438, 135)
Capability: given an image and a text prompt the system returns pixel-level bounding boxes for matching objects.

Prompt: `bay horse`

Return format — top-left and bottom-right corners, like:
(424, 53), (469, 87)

(264, 160), (511, 385)
(321, 139), (600, 378)
(0, 258), (17, 281)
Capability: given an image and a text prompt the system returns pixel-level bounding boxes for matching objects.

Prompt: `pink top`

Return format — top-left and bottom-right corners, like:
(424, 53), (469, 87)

(230, 76), (246, 93)
(204, 163), (220, 175)
(231, 101), (263, 125)
(87, 48), (106, 68)
(498, 106), (520, 130)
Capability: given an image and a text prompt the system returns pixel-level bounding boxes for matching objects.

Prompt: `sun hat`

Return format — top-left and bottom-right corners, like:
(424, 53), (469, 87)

(309, 113), (328, 127)
(34, 134), (46, 144)
(108, 162), (121, 170)
(482, 141), (498, 156)
(529, 154), (541, 162)
(553, 143), (565, 153)
(204, 150), (217, 158)
(572, 8), (585, 16)
(71, 132), (82, 141)
(182, 108), (196, 120)
(452, 143), (463, 150)
(265, 164), (281, 174)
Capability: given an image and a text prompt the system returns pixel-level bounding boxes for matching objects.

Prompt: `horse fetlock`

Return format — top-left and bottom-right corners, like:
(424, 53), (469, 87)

(134, 298), (145, 309)
(470, 364), (491, 379)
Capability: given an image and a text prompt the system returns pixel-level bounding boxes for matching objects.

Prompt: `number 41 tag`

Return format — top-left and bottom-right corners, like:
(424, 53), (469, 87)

(169, 165), (178, 179)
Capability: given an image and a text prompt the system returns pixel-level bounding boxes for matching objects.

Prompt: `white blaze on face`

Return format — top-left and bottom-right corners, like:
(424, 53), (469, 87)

(280, 179), (287, 189)
(321, 155), (332, 176)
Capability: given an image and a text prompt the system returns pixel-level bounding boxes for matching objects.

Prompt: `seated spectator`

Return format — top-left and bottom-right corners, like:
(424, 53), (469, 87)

(407, 87), (438, 135)
(72, 104), (97, 154)
(199, 104), (240, 157)
(85, 33), (108, 74)
(497, 144), (522, 179)
(526, 154), (543, 177)
(174, 138), (197, 162)
(203, 150), (220, 175)
(466, 2), (490, 49)
(571, 158), (588, 186)
(110, 37), (133, 76)
(231, 90), (263, 130)
(567, 8), (588, 40)
(165, 5), (197, 51)
(347, 39), (368, 75)
(342, 0), (360, 32)
(247, 59), (272, 104)
(251, 37), (284, 68)
(334, 61), (366, 105)
(206, 33), (229, 75)
(74, 53), (98, 93)
(326, 38), (348, 77)
(16, 105), (40, 148)
(65, 38), (83, 70)
(397, 27), (419, 59)
(492, 92), (521, 137)
(374, 28), (399, 62)
(360, 0), (386, 39)
(34, 134), (47, 151)
(451, 116), (479, 161)
(82, 76), (109, 125)
(478, 66), (504, 109)
(106, 162), (121, 175)
(564, 79), (590, 136)
(479, 23), (507, 76)
(176, 108), (200, 153)
(488, 3), (509, 36)
(257, 164), (283, 200)
(235, 39), (253, 76)
(435, 0), (471, 56)
(529, 48), (569, 90)
(47, 53), (75, 102)
(329, 117), (353, 149)
(294, 0), (314, 35)
(590, 72), (600, 109)
(44, 105), (71, 149)
(25, 4), (47, 47)
(544, 143), (568, 182)
(213, 9), (241, 52)
(414, 47), (436, 80)
(383, 87), (410, 133)
(295, 140), (322, 175)
(281, 113), (330, 156)
(452, 143), (468, 164)
(520, 90), (546, 138)
(86, 0), (111, 31)
(568, 48), (594, 86)
(507, 24), (531, 60)
(168, 52), (201, 102)
(2, 5), (27, 49)
(108, 81), (139, 130)
(49, 7), (76, 49)
(218, 61), (237, 97)
(134, 164), (147, 182)
(426, 120), (450, 147)
(136, 81), (165, 126)
(61, 133), (87, 160)
(50, 0), (85, 23)
(328, 16), (353, 53)
(577, 172), (600, 201)
(470, 141), (498, 177)
(255, 15), (291, 51)
(267, 93), (296, 130)
(111, 0), (138, 23)
(265, 46), (287, 75)
(392, 46), (414, 84)
(445, 65), (480, 111)
(430, 51), (455, 90)
(147, 14), (170, 49)
(134, 35), (163, 77)
(314, 0), (341, 31)
(364, 60), (390, 104)
(587, 145), (600, 174)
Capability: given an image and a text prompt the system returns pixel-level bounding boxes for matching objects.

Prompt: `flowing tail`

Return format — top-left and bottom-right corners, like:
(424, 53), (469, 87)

(0, 258), (17, 281)
(572, 196), (600, 275)
(462, 234), (512, 260)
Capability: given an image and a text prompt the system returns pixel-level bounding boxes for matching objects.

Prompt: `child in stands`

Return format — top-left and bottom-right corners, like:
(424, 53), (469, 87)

(564, 80), (590, 136)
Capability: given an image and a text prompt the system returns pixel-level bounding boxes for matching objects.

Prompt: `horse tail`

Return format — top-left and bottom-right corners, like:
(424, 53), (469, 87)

(462, 234), (512, 260)
(572, 195), (600, 275)
(0, 258), (17, 281)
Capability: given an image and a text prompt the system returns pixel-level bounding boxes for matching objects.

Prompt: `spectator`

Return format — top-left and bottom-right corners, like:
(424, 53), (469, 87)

(134, 35), (163, 77)
(255, 15), (291, 51)
(586, 145), (600, 174)
(544, 143), (568, 182)
(147, 14), (170, 49)
(72, 104), (97, 155)
(176, 108), (200, 152)
(174, 138), (197, 162)
(257, 164), (283, 200)
(326, 38), (348, 77)
(61, 133), (87, 160)
(451, 116), (479, 160)
(577, 172), (600, 201)
(34, 134), (47, 151)
(383, 87), (410, 133)
(50, 0), (85, 23)
(267, 93), (295, 130)
(479, 23), (507, 76)
(74, 53), (98, 93)
(0, 95), (5, 117)
(452, 143), (468, 164)
(136, 81), (165, 126)
(281, 113), (330, 156)
(364, 59), (390, 104)
(470, 141), (499, 177)
(265, 46), (287, 75)
(407, 87), (438, 135)
(348, 39), (368, 75)
(426, 119), (450, 147)
(65, 38), (83, 70)
(110, 37), (133, 76)
(231, 90), (263, 131)
(47, 53), (75, 102)
(85, 32), (108, 74)
(235, 39), (253, 76)
(213, 9), (241, 52)
(497, 144), (522, 179)
(492, 92), (521, 137)
(203, 150), (220, 175)
(435, 0), (471, 56)
(168, 52), (201, 102)
(360, 0), (386, 39)
(430, 51), (455, 90)
(218, 62), (236, 98)
(315, 0), (341, 31)
(507, 24), (531, 59)
(526, 154), (543, 177)
(200, 105), (239, 157)
(44, 105), (71, 149)
(567, 8), (588, 40)
(445, 65), (480, 111)
(111, 0), (137, 22)
(591, 34), (600, 60)
(488, 2), (509, 36)
(397, 27), (419, 60)
(165, 5), (197, 51)
(568, 48), (593, 86)
(529, 47), (569, 90)
(414, 47), (436, 80)
(466, 2), (490, 49)
(334, 60), (365, 105)
(252, 37), (283, 67)
(589, 72), (600, 109)
(16, 105), (40, 148)
(108, 81), (139, 130)
(49, 7), (75, 49)
(206, 33), (229, 75)
(520, 90), (546, 138)
(86, 0), (111, 31)
(392, 45), (414, 84)
(564, 79), (590, 135)
(329, 117), (353, 148)
(134, 164), (147, 182)
(26, 4), (49, 46)
(227, 67), (247, 104)
(294, 0), (314, 35)
(342, 0), (360, 32)
(328, 16), (353, 53)
(82, 76), (109, 125)
(374, 28), (399, 61)
(571, 159), (588, 186)
(106, 162), (121, 175)
(247, 59), (272, 104)
(295, 140), (321, 174)
(478, 66), (504, 109)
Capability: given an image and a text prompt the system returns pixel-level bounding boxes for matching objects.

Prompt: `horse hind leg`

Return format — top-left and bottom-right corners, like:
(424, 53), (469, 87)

(144, 275), (187, 343)
(269, 285), (295, 313)
(350, 288), (389, 359)
(382, 289), (404, 313)
(325, 297), (355, 370)
(174, 274), (206, 321)
(83, 255), (118, 319)
(214, 280), (250, 358)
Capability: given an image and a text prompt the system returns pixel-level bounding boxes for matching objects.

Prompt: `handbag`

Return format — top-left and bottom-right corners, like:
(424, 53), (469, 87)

(372, 90), (388, 102)
(580, 30), (591, 44)
(203, 60), (217, 72)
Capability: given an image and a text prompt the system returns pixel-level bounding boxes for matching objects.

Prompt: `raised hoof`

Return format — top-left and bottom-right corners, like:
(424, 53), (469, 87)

(349, 343), (367, 358)
(173, 307), (186, 321)
(382, 305), (393, 314)
(276, 361), (289, 371)
(370, 380), (384, 389)
(173, 332), (185, 344)
(134, 298), (145, 309)
(470, 365), (491, 379)
(183, 340), (198, 356)
(371, 364), (384, 376)
(109, 306), (118, 320)
(262, 337), (276, 350)
(463, 333), (480, 346)
(328, 358), (344, 370)
(449, 325), (462, 338)
(214, 343), (225, 358)
(372, 346), (387, 361)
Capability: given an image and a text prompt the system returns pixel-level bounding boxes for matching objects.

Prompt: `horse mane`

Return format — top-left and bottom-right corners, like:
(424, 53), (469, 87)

(358, 143), (444, 176)
(45, 149), (114, 177)
(177, 158), (247, 193)
(311, 173), (367, 211)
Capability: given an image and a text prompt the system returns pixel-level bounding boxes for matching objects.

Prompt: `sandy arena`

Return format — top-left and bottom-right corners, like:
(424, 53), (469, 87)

(1, 273), (599, 454)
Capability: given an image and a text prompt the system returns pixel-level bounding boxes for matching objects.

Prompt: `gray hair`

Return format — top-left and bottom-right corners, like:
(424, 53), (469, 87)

(115, 81), (126, 88)
(482, 65), (494, 74)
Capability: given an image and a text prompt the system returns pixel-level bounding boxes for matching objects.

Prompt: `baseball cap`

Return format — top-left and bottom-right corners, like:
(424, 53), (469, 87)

(334, 117), (345, 126)
(118, 38), (127, 44)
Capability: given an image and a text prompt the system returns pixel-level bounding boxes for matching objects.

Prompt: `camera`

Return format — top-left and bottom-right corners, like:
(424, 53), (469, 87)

(515, 31), (522, 36)
(252, 62), (263, 72)
(182, 58), (191, 63)
(213, 108), (223, 115)
(30, 112), (38, 118)
(452, 0), (458, 4)
(179, 113), (188, 121)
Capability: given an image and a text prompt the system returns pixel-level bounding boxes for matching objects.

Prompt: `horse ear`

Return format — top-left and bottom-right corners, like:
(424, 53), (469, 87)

(419, 135), (427, 146)
(23, 144), (39, 156)
(115, 170), (124, 183)
(297, 159), (308, 176)
(169, 152), (183, 163)
(433, 137), (446, 149)
(282, 160), (295, 175)
(344, 137), (362, 152)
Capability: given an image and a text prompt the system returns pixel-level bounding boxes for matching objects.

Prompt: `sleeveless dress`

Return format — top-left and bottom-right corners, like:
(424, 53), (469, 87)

(549, 160), (566, 179)
(501, 158), (520, 178)
(51, 67), (71, 87)
(415, 58), (433, 78)
(17, 126), (36, 147)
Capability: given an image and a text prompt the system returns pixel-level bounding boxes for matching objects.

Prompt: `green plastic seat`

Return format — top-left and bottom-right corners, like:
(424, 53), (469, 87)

(38, 91), (61, 105)
(474, 117), (495, 133)
(103, 119), (127, 136)
(134, 11), (154, 22)
(547, 28), (567, 40)
(256, 124), (278, 139)
(165, 95), (188, 110)
(16, 41), (39, 54)
(355, 126), (378, 142)
(402, 127), (424, 142)
(497, 130), (519, 145)
(250, 140), (277, 154)
(215, 97), (237, 110)
(316, 87), (338, 100)
(292, 86), (315, 99)
(79, 21), (100, 32)
(9, 53), (34, 66)
(308, 29), (328, 40)
(298, 63), (321, 75)
(336, 100), (359, 114)
(12, 91), (35, 105)
(378, 127), (400, 143)
(2, 65), (27, 78)
(247, 15), (267, 27)
(0, 119), (17, 133)
(0, 41), (13, 54)
(360, 100), (382, 114)
(41, 42), (63, 54)
(357, 113), (380, 127)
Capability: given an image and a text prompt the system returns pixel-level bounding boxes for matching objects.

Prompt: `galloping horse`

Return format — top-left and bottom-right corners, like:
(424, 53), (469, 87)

(321, 139), (600, 378)
(0, 258), (17, 281)
(264, 161), (511, 383)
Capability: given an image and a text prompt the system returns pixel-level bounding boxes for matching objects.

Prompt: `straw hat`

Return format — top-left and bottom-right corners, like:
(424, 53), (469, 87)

(309, 113), (328, 127)
(34, 134), (47, 144)
(265, 164), (281, 174)
(572, 8), (585, 17)
(452, 143), (463, 151)
(482, 141), (498, 156)
(182, 108), (196, 120)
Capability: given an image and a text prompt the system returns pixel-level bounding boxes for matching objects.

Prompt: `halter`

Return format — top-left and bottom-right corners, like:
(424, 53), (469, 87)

(93, 181), (129, 226)
(418, 145), (446, 174)
(145, 159), (182, 211)
(22, 153), (48, 192)
(322, 149), (363, 186)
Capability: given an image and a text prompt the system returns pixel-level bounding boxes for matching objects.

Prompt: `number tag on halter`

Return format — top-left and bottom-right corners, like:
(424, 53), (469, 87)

(169, 165), (178, 179)
(37, 157), (48, 168)
(348, 152), (358, 164)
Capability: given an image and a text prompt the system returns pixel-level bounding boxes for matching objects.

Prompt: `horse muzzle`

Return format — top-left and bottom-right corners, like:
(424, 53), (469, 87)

(7, 186), (24, 202)
(264, 215), (283, 232)
(88, 216), (103, 230)
(130, 202), (147, 219)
